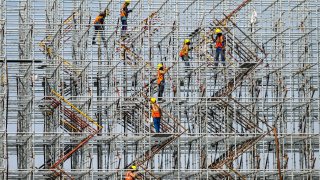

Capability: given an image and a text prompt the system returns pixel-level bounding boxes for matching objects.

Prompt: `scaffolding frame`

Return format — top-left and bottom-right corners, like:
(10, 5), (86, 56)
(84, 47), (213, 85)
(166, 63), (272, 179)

(0, 0), (319, 179)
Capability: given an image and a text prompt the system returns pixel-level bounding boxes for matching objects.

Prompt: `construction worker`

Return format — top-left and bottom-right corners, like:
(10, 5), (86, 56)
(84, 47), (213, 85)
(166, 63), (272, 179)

(125, 165), (141, 180)
(179, 39), (191, 67)
(120, 0), (133, 36)
(157, 63), (168, 101)
(151, 97), (161, 133)
(92, 10), (109, 45)
(213, 28), (226, 66)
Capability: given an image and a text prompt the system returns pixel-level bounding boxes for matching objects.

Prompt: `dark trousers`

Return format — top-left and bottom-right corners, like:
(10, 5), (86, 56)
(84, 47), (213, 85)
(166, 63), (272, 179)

(158, 81), (165, 100)
(181, 55), (190, 67)
(121, 17), (128, 35)
(153, 117), (161, 133)
(215, 48), (225, 66)
(93, 23), (105, 42)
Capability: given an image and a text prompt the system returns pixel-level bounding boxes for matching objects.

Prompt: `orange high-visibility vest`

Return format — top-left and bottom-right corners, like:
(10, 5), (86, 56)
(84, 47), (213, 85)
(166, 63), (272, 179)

(179, 44), (189, 57)
(125, 171), (135, 180)
(215, 35), (225, 48)
(94, 15), (104, 24)
(157, 70), (164, 85)
(152, 104), (161, 118)
(120, 3), (128, 17)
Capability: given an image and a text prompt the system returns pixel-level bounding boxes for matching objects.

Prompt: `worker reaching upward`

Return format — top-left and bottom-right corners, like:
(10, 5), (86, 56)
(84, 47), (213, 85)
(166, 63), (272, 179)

(157, 63), (169, 101)
(150, 97), (161, 133)
(213, 28), (226, 66)
(92, 10), (109, 45)
(125, 165), (141, 180)
(179, 39), (192, 68)
(120, 0), (133, 37)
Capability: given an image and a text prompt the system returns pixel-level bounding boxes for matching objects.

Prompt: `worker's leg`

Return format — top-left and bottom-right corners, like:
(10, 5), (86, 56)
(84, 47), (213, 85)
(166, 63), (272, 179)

(215, 48), (221, 66)
(92, 24), (99, 44)
(121, 17), (128, 36)
(183, 55), (190, 67)
(100, 25), (106, 42)
(221, 49), (226, 66)
(153, 117), (160, 133)
(158, 81), (165, 101)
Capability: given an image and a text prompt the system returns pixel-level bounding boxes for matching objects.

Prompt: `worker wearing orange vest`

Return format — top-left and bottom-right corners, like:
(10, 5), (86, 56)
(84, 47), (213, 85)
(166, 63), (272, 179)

(157, 63), (168, 101)
(213, 28), (226, 66)
(179, 39), (192, 67)
(125, 165), (141, 180)
(120, 0), (133, 36)
(151, 97), (161, 133)
(92, 10), (109, 45)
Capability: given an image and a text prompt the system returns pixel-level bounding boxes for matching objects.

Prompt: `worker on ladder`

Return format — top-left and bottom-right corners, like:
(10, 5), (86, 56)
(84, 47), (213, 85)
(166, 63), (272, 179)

(92, 10), (109, 45)
(179, 39), (192, 69)
(125, 165), (141, 180)
(213, 28), (226, 66)
(157, 63), (168, 102)
(121, 0), (133, 37)
(151, 97), (161, 133)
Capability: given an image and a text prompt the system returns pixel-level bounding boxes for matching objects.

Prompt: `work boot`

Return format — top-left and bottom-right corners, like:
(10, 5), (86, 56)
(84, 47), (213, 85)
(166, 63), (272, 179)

(92, 41), (96, 45)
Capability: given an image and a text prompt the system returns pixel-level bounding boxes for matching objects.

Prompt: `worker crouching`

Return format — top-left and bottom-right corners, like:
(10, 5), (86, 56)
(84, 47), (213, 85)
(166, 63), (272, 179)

(125, 165), (141, 180)
(92, 10), (108, 45)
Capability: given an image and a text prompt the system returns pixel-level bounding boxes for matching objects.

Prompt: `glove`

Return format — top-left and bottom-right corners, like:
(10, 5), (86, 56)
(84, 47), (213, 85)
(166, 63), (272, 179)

(128, 10), (133, 13)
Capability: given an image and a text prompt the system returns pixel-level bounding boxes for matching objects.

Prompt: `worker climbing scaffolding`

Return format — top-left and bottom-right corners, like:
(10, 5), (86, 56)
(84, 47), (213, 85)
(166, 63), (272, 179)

(157, 63), (168, 101)
(179, 39), (192, 69)
(125, 165), (142, 180)
(92, 10), (109, 45)
(212, 28), (226, 66)
(121, 0), (133, 37)
(150, 97), (161, 133)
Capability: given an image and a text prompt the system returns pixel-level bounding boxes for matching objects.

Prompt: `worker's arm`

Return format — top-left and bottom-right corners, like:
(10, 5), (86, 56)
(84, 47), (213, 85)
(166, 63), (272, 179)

(159, 68), (169, 74)
(133, 172), (143, 179)
(212, 35), (217, 43)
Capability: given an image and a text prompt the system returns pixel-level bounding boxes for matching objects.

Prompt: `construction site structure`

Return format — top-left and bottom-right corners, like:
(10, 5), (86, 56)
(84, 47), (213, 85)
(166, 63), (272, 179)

(0, 0), (320, 179)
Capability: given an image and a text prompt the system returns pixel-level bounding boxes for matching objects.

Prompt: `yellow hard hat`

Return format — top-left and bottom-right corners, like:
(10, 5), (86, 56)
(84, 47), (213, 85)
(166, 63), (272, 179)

(131, 165), (137, 170)
(215, 28), (222, 34)
(184, 39), (191, 44)
(125, 0), (131, 4)
(150, 97), (156, 104)
(157, 63), (163, 69)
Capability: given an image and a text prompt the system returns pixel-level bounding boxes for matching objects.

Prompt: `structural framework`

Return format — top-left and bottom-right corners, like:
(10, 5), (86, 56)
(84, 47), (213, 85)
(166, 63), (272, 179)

(0, 0), (319, 179)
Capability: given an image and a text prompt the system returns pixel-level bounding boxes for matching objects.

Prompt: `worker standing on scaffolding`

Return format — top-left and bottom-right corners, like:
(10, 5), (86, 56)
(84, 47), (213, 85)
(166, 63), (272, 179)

(157, 63), (168, 102)
(125, 165), (141, 180)
(213, 28), (226, 66)
(179, 39), (192, 69)
(151, 97), (161, 133)
(121, 0), (133, 37)
(92, 10), (109, 45)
